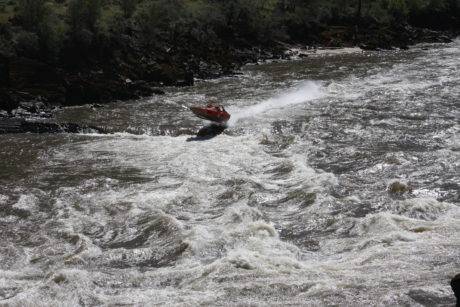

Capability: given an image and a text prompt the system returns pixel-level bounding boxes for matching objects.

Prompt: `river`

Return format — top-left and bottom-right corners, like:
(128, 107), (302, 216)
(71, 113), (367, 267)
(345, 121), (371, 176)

(0, 40), (459, 306)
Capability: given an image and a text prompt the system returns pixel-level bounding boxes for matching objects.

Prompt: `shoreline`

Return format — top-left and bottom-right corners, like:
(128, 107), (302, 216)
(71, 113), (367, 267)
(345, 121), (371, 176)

(0, 27), (457, 129)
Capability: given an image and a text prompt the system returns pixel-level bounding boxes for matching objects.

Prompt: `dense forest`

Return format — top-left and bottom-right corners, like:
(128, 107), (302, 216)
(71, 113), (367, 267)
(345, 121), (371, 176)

(0, 0), (459, 112)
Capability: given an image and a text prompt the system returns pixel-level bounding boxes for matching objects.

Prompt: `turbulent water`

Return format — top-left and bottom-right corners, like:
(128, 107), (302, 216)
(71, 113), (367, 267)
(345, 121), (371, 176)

(0, 40), (459, 306)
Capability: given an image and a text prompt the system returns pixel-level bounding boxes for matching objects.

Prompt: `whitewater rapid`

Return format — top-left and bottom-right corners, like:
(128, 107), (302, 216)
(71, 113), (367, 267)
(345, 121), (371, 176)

(0, 41), (459, 306)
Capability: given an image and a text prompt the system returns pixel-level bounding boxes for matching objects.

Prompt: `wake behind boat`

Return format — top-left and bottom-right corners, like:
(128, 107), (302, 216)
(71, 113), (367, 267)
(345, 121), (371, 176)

(190, 104), (231, 123)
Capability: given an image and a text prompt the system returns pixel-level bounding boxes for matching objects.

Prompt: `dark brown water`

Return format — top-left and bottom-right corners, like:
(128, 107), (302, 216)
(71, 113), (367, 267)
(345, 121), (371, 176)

(0, 41), (459, 306)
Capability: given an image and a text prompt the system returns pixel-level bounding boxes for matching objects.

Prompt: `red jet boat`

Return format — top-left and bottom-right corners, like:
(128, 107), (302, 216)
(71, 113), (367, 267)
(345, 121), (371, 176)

(190, 104), (231, 123)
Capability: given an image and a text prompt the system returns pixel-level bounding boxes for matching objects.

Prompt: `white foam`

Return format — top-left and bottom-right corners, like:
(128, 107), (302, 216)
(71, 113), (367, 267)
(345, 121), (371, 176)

(0, 194), (9, 204)
(12, 194), (39, 212)
(228, 81), (323, 124)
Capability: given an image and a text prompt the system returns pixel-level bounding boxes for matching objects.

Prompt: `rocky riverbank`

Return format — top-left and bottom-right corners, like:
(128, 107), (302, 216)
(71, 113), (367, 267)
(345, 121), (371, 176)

(0, 43), (287, 114)
(0, 117), (105, 134)
(0, 22), (457, 128)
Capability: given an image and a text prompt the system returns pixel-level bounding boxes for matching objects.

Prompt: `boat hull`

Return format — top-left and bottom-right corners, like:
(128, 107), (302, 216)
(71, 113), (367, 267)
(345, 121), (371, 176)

(190, 106), (231, 123)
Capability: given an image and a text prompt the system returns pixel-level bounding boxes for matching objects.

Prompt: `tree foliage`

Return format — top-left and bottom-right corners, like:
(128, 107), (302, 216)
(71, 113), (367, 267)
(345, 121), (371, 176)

(68, 0), (103, 32)
(0, 0), (458, 62)
(14, 0), (66, 59)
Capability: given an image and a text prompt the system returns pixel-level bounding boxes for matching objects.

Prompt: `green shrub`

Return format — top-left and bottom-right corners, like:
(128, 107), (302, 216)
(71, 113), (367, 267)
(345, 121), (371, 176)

(0, 34), (15, 57)
(133, 0), (185, 42)
(67, 0), (102, 32)
(38, 3), (67, 59)
(181, 0), (224, 43)
(387, 0), (409, 20)
(217, 0), (280, 42)
(118, 0), (139, 18)
(97, 4), (125, 38)
(16, 0), (48, 31)
(183, 0), (223, 25)
(12, 30), (40, 57)
(14, 0), (66, 60)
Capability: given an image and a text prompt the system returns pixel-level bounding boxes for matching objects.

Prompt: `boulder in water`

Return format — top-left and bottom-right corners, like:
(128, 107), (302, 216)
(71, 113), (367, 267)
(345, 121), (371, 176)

(388, 181), (412, 194)
(452, 274), (460, 307)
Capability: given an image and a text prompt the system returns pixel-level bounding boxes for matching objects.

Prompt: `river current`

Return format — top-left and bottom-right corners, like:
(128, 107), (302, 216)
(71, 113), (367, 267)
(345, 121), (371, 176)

(0, 40), (459, 306)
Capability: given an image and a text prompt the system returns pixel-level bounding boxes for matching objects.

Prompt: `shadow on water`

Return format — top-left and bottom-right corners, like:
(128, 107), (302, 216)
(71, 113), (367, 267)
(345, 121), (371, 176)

(186, 123), (227, 142)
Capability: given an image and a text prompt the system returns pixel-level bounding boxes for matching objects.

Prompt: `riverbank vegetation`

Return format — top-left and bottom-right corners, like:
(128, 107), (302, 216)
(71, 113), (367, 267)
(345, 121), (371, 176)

(1, 0), (459, 113)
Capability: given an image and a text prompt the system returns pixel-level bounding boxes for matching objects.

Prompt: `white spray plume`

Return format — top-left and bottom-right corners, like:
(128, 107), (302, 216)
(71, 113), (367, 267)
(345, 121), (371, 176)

(228, 81), (323, 125)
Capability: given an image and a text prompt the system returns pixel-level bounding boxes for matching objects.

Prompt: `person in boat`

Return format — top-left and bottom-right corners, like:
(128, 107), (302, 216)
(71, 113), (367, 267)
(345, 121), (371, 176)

(206, 102), (226, 113)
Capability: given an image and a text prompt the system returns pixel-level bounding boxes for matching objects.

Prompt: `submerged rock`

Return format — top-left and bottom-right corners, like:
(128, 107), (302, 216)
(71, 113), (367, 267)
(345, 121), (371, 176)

(388, 181), (412, 194)
(186, 124), (227, 141)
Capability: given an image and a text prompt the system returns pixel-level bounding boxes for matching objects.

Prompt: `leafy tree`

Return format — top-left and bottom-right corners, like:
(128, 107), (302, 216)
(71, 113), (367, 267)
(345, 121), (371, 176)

(97, 4), (125, 37)
(133, 0), (185, 43)
(0, 0), (459, 68)
(16, 0), (48, 32)
(12, 30), (39, 58)
(15, 0), (66, 60)
(119, 0), (139, 18)
(387, 0), (409, 21)
(181, 0), (225, 44)
(68, 0), (103, 33)
(217, 0), (280, 42)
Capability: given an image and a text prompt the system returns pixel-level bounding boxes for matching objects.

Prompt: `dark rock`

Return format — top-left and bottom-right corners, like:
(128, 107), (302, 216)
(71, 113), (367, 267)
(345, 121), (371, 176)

(0, 55), (10, 87)
(52, 274), (67, 284)
(128, 80), (154, 97)
(0, 118), (23, 133)
(355, 22), (455, 51)
(9, 58), (58, 88)
(452, 274), (460, 307)
(388, 181), (412, 194)
(196, 61), (224, 79)
(63, 72), (166, 105)
(0, 88), (19, 114)
(141, 61), (194, 86)
(64, 73), (131, 105)
(9, 58), (65, 103)
(151, 88), (165, 95)
(63, 75), (96, 105)
(187, 124), (227, 141)
(18, 100), (46, 113)
(359, 44), (377, 51)
(196, 124), (227, 138)
(173, 70), (194, 87)
(0, 118), (105, 134)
